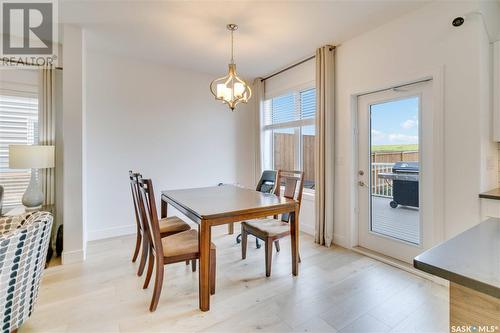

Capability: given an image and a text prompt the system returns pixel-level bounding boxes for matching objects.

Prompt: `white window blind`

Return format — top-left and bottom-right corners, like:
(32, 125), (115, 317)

(263, 88), (316, 128)
(0, 93), (38, 208)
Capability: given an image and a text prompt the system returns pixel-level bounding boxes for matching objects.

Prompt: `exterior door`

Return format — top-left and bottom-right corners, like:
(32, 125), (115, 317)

(357, 81), (433, 263)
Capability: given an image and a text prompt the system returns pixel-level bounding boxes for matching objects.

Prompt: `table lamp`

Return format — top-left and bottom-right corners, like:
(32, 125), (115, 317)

(9, 145), (55, 210)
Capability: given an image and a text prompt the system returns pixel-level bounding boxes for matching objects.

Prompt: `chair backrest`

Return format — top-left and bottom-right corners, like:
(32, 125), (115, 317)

(129, 171), (142, 233)
(256, 170), (277, 194)
(0, 211), (53, 333)
(274, 170), (305, 222)
(136, 176), (163, 261)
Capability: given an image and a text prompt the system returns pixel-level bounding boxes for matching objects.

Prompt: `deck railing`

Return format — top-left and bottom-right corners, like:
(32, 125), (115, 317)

(371, 162), (394, 198)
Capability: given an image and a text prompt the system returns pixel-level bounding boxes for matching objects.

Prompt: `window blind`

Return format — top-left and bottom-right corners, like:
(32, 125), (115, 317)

(263, 88), (316, 128)
(300, 89), (316, 119)
(0, 94), (38, 208)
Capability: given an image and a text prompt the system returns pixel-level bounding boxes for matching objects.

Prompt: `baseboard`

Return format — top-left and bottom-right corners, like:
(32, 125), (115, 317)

(333, 233), (348, 248)
(87, 224), (136, 241)
(62, 249), (86, 265)
(300, 222), (314, 236)
(352, 246), (448, 287)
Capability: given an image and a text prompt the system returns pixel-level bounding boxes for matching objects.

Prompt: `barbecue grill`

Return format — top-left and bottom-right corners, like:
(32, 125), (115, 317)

(378, 161), (419, 208)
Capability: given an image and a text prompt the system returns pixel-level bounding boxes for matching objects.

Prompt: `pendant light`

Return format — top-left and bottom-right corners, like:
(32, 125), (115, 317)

(210, 24), (252, 111)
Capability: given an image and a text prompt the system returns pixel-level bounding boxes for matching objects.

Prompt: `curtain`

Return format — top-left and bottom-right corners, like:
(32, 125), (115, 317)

(253, 78), (265, 185)
(38, 68), (56, 206)
(314, 45), (335, 247)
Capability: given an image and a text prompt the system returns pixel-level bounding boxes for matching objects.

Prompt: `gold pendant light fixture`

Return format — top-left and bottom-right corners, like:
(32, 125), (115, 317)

(210, 24), (252, 111)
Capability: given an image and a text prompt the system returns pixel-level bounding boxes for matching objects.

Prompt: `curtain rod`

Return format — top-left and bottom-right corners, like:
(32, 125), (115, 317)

(1, 58), (62, 70)
(261, 45), (335, 82)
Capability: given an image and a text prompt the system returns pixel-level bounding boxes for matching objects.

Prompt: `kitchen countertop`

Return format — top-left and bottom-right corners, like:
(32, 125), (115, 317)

(479, 188), (500, 200)
(414, 218), (500, 298)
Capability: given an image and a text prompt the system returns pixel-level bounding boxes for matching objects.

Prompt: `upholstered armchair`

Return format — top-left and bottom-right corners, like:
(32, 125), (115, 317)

(0, 211), (53, 333)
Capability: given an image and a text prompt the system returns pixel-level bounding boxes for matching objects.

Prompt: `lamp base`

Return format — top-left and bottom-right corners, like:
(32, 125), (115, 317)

(24, 205), (42, 212)
(22, 169), (44, 210)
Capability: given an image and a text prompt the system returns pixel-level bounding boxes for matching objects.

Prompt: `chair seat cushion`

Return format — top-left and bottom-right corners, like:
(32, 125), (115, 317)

(242, 218), (290, 237)
(159, 216), (191, 235)
(162, 229), (215, 258)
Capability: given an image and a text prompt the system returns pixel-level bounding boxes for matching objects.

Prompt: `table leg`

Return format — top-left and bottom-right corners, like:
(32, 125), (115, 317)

(290, 207), (299, 276)
(161, 199), (168, 218)
(199, 220), (211, 311)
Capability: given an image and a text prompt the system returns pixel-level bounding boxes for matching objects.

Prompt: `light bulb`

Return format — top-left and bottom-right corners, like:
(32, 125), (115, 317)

(224, 87), (232, 101)
(216, 84), (226, 99)
(234, 83), (244, 98)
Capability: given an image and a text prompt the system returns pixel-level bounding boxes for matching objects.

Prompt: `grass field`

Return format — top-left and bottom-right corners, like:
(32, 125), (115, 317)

(371, 144), (418, 152)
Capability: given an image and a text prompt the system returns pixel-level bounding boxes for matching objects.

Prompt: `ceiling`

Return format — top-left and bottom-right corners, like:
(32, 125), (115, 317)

(60, 1), (430, 79)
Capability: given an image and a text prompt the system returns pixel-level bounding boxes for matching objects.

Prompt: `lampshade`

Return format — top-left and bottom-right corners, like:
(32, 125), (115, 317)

(9, 145), (55, 169)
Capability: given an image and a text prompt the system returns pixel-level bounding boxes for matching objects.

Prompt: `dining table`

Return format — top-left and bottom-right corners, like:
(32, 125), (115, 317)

(161, 184), (300, 311)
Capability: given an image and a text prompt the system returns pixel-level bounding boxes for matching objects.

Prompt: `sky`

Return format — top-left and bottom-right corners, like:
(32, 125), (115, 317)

(269, 90), (418, 142)
(370, 96), (419, 146)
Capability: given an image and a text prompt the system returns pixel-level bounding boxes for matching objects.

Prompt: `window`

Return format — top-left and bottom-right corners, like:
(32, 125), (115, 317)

(262, 88), (315, 190)
(0, 93), (39, 208)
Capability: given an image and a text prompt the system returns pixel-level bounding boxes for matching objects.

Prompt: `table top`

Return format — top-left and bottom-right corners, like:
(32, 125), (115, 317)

(162, 185), (296, 220)
(414, 218), (500, 298)
(479, 188), (500, 200)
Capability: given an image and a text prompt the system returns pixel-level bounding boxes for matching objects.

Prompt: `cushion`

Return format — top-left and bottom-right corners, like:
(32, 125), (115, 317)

(161, 229), (215, 258)
(242, 218), (290, 237)
(159, 216), (191, 235)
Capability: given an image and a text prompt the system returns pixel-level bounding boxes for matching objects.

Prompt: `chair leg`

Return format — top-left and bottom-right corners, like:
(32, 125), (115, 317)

(241, 227), (248, 259)
(299, 252), (301, 263)
(256, 237), (261, 249)
(149, 260), (164, 312)
(132, 231), (141, 262)
(143, 250), (154, 289)
(274, 240), (280, 252)
(191, 259), (197, 272)
(265, 240), (272, 277)
(137, 236), (148, 276)
(210, 249), (216, 295)
(186, 260), (189, 265)
(228, 222), (234, 235)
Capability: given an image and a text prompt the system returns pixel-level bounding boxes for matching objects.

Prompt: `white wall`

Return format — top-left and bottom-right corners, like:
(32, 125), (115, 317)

(333, 0), (498, 248)
(62, 25), (86, 263)
(84, 51), (256, 240)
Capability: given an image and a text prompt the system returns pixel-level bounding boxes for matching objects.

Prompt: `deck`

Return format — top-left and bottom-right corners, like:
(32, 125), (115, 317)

(371, 196), (420, 244)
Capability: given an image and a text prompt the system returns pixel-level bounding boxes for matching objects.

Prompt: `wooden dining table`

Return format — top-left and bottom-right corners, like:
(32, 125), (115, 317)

(161, 184), (300, 311)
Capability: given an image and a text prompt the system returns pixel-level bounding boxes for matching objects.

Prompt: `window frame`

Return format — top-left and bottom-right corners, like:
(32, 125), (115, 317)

(0, 84), (39, 208)
(262, 87), (316, 192)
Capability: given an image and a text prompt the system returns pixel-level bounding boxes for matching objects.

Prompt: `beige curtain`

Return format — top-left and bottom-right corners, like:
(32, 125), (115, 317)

(314, 45), (335, 247)
(38, 68), (56, 205)
(253, 78), (265, 185)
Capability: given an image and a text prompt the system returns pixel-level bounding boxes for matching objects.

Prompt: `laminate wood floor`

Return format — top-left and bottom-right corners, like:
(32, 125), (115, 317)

(22, 225), (449, 333)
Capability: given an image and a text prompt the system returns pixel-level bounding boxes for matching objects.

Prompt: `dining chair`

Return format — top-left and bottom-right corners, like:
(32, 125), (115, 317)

(129, 171), (191, 276)
(240, 170), (304, 277)
(235, 170), (278, 247)
(137, 176), (216, 312)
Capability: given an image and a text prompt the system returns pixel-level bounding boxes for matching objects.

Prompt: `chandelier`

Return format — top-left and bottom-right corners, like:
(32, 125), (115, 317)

(210, 24), (252, 111)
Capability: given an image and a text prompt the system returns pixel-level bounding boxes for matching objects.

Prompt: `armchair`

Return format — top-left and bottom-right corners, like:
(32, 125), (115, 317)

(0, 211), (53, 333)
